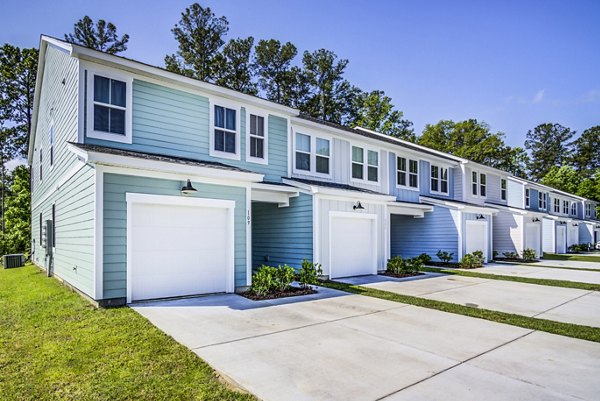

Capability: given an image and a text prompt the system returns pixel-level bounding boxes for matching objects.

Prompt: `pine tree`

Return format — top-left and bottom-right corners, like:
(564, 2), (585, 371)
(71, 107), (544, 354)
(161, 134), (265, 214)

(350, 90), (415, 141)
(213, 37), (257, 95)
(65, 16), (129, 54)
(525, 123), (575, 181)
(571, 126), (600, 178)
(254, 39), (298, 104)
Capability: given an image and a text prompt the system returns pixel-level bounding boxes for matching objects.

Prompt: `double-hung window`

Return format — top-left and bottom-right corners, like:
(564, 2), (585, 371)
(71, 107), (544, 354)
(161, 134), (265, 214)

(554, 198), (560, 213)
(213, 105), (237, 155)
(472, 171), (478, 195)
(49, 120), (54, 167)
(88, 73), (131, 143)
(294, 133), (330, 176)
(571, 202), (577, 216)
(586, 204), (592, 217)
(352, 146), (379, 182)
(247, 112), (267, 163)
(39, 149), (43, 182)
(397, 157), (418, 189)
(563, 200), (569, 215)
(431, 165), (449, 194)
(472, 171), (486, 197)
(501, 179), (507, 201)
(479, 173), (487, 197)
(525, 188), (530, 207)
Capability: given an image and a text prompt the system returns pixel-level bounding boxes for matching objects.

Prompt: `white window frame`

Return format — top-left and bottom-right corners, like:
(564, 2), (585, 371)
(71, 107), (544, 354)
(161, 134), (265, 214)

(471, 171), (478, 196)
(525, 188), (530, 208)
(479, 173), (487, 198)
(471, 170), (486, 198)
(86, 68), (133, 144)
(586, 204), (592, 217)
(539, 192), (547, 210)
(292, 129), (332, 178)
(571, 202), (577, 216)
(209, 99), (241, 160)
(39, 147), (43, 183)
(350, 144), (380, 184)
(562, 200), (569, 215)
(49, 118), (54, 169)
(245, 108), (268, 165)
(396, 156), (419, 191)
(430, 164), (449, 195)
(554, 198), (560, 213)
(501, 179), (507, 201)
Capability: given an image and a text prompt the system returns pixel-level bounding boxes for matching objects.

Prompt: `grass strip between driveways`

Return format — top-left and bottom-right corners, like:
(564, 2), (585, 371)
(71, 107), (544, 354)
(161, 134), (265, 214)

(420, 266), (600, 291)
(320, 280), (600, 343)
(542, 253), (600, 263)
(0, 264), (255, 401)
(494, 261), (600, 273)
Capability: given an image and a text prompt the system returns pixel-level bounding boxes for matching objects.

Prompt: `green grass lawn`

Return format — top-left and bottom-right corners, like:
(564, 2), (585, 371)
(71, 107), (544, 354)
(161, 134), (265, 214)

(0, 265), (254, 401)
(543, 253), (600, 263)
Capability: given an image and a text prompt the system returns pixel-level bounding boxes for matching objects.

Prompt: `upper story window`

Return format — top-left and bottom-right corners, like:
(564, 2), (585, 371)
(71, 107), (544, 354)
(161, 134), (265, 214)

(539, 192), (547, 210)
(247, 112), (267, 164)
(49, 119), (54, 167)
(294, 132), (330, 176)
(571, 202), (577, 216)
(554, 198), (560, 213)
(586, 203), (592, 217)
(39, 149), (43, 182)
(471, 171), (486, 197)
(563, 200), (569, 215)
(431, 165), (448, 194)
(525, 188), (530, 208)
(501, 179), (507, 201)
(397, 157), (418, 189)
(87, 71), (132, 144)
(352, 146), (379, 183)
(212, 104), (238, 157)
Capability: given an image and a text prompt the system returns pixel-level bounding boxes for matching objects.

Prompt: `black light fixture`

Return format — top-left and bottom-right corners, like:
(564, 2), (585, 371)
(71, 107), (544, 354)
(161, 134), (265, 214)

(532, 217), (540, 223)
(573, 223), (578, 227)
(476, 214), (485, 220)
(353, 201), (364, 211)
(181, 179), (197, 195)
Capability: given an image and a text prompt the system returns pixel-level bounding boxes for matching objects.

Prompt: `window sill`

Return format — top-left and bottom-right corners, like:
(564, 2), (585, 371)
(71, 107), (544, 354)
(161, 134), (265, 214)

(246, 156), (268, 165)
(210, 149), (241, 161)
(87, 130), (132, 144)
(396, 185), (420, 192)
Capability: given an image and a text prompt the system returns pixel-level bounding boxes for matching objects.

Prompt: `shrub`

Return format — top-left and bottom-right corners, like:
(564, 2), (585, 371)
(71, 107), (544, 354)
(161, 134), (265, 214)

(298, 259), (322, 289)
(275, 264), (295, 292)
(251, 265), (278, 297)
(408, 257), (424, 274)
(417, 253), (432, 265)
(387, 256), (404, 275)
(502, 251), (519, 259)
(459, 253), (484, 269)
(522, 248), (537, 262)
(387, 256), (422, 275)
(436, 250), (454, 263)
(493, 250), (499, 259)
(472, 250), (484, 265)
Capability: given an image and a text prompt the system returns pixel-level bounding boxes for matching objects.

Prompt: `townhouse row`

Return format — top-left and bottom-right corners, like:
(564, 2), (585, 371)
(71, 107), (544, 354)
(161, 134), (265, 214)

(29, 36), (599, 305)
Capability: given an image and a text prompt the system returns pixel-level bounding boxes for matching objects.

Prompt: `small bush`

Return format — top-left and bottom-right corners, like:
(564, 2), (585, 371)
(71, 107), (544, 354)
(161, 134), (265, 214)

(408, 257), (424, 274)
(436, 250), (454, 263)
(522, 248), (537, 262)
(275, 264), (295, 292)
(251, 265), (278, 297)
(298, 259), (322, 289)
(387, 256), (422, 275)
(387, 256), (404, 275)
(459, 252), (484, 269)
(502, 251), (519, 259)
(472, 250), (484, 265)
(493, 250), (499, 259)
(417, 253), (432, 265)
(568, 244), (592, 253)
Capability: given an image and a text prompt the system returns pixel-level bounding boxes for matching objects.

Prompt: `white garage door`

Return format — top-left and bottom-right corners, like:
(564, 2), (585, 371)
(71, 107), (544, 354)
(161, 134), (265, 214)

(128, 195), (234, 302)
(525, 223), (541, 258)
(330, 214), (376, 278)
(556, 225), (567, 254)
(465, 220), (488, 262)
(567, 225), (579, 248)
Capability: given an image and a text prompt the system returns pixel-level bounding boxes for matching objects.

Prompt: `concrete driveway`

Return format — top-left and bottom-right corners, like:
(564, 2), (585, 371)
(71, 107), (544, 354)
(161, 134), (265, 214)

(343, 274), (600, 328)
(133, 287), (600, 401)
(473, 262), (600, 284)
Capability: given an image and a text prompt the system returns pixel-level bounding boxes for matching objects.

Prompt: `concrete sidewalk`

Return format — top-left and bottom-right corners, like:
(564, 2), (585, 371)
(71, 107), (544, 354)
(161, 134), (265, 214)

(496, 259), (600, 270)
(133, 288), (600, 401)
(472, 263), (600, 285)
(340, 274), (600, 328)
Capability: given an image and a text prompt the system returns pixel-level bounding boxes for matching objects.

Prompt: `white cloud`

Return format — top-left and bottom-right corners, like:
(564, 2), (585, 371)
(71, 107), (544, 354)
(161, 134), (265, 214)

(5, 158), (26, 171)
(532, 89), (545, 104)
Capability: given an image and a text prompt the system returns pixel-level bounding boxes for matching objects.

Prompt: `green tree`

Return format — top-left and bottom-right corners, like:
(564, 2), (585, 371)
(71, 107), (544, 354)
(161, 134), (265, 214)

(540, 165), (583, 195)
(525, 123), (575, 181)
(301, 49), (361, 124)
(64, 16), (129, 54)
(350, 90), (415, 141)
(571, 126), (600, 178)
(213, 37), (257, 95)
(165, 3), (229, 81)
(0, 166), (30, 254)
(494, 146), (530, 178)
(254, 39), (299, 104)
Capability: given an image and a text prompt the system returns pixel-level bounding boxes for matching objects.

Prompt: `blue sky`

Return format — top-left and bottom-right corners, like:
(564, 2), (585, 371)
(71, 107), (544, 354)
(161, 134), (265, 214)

(2, 0), (599, 147)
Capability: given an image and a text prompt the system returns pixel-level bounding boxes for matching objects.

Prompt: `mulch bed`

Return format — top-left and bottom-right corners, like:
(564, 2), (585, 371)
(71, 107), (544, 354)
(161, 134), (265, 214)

(494, 258), (538, 263)
(240, 286), (317, 301)
(379, 271), (424, 279)
(426, 262), (460, 268)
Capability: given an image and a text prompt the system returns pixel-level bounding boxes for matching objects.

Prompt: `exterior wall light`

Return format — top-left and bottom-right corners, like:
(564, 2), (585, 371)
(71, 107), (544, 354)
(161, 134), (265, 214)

(181, 179), (197, 195)
(532, 217), (541, 223)
(353, 201), (364, 210)
(475, 214), (486, 220)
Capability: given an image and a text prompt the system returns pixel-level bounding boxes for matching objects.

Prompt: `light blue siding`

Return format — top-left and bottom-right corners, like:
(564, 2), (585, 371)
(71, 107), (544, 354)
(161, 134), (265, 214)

(252, 193), (313, 270)
(390, 207), (459, 261)
(85, 79), (288, 181)
(419, 160), (454, 199)
(102, 173), (247, 299)
(388, 152), (420, 203)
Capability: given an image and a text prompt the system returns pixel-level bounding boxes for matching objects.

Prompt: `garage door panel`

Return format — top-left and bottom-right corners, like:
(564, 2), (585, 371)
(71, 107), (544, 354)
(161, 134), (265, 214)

(465, 221), (488, 262)
(330, 215), (376, 278)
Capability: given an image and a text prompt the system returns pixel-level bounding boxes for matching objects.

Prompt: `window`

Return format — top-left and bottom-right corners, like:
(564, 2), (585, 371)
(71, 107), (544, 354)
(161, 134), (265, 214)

(525, 188), (530, 207)
(247, 112), (267, 163)
(554, 198), (560, 213)
(571, 202), (577, 216)
(409, 160), (419, 188)
(480, 173), (487, 197)
(214, 105), (237, 154)
(563, 200), (569, 215)
(87, 72), (131, 143)
(39, 149), (43, 182)
(397, 157), (418, 188)
(352, 147), (379, 182)
(586, 204), (592, 217)
(49, 120), (54, 167)
(295, 133), (310, 171)
(397, 157), (407, 186)
(501, 179), (507, 201)
(294, 133), (330, 176)
(472, 171), (478, 195)
(431, 165), (449, 194)
(39, 212), (42, 243)
(352, 146), (364, 180)
(51, 204), (56, 248)
(316, 138), (330, 174)
(542, 193), (547, 209)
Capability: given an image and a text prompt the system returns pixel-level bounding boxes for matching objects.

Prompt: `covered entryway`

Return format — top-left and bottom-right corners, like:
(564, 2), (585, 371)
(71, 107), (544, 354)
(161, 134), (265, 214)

(127, 194), (235, 302)
(525, 223), (542, 258)
(465, 220), (488, 261)
(330, 212), (377, 278)
(556, 225), (567, 254)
